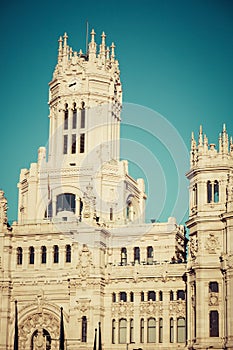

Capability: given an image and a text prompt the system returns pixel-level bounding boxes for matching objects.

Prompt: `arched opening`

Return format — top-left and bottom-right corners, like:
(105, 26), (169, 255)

(17, 247), (23, 265)
(214, 180), (219, 203)
(56, 193), (76, 214)
(207, 181), (212, 203)
(31, 328), (51, 350)
(121, 247), (127, 266)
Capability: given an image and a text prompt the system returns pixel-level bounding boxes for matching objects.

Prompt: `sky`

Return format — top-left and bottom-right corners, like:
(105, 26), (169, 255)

(1, 0), (233, 224)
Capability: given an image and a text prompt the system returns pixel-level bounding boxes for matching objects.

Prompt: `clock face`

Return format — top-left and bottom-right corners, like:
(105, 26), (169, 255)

(68, 78), (81, 91)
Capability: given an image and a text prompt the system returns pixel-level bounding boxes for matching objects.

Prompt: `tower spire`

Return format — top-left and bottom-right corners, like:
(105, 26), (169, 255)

(88, 29), (96, 61)
(110, 42), (115, 61)
(58, 36), (63, 63)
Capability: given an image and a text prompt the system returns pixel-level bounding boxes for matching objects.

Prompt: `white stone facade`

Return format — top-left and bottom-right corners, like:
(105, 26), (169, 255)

(0, 30), (232, 350)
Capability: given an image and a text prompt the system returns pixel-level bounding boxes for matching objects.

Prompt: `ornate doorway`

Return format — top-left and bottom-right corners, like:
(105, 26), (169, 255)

(30, 328), (51, 350)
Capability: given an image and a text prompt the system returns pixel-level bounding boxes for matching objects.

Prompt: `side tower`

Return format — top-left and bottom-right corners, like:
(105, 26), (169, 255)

(17, 31), (146, 226)
(186, 125), (233, 350)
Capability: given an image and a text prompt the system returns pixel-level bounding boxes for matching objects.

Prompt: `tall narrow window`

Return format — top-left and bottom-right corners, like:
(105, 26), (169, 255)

(170, 318), (174, 343)
(112, 319), (116, 344)
(81, 102), (85, 128)
(170, 290), (174, 301)
(214, 180), (219, 203)
(71, 134), (76, 154)
(66, 244), (71, 263)
(72, 104), (77, 129)
(141, 291), (144, 302)
(147, 318), (156, 343)
(177, 317), (186, 343)
(209, 282), (219, 293)
(17, 247), (23, 265)
(64, 104), (68, 130)
(130, 292), (134, 302)
(159, 291), (163, 301)
(80, 133), (85, 153)
(140, 318), (144, 343)
(207, 181), (212, 203)
(81, 316), (87, 342)
(119, 318), (127, 344)
(63, 135), (68, 154)
(110, 207), (113, 221)
(193, 183), (198, 206)
(29, 246), (34, 265)
(41, 246), (47, 264)
(148, 291), (156, 301)
(130, 318), (134, 343)
(159, 318), (163, 343)
(112, 292), (116, 302)
(134, 247), (140, 263)
(121, 247), (127, 266)
(147, 246), (153, 264)
(120, 292), (127, 302)
(210, 311), (219, 337)
(53, 245), (59, 263)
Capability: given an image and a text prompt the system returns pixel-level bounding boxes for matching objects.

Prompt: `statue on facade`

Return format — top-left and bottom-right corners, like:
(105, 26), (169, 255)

(0, 190), (8, 229)
(33, 327), (46, 350)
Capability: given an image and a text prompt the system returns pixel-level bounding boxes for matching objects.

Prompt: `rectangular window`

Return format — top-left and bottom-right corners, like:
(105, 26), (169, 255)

(140, 319), (144, 343)
(63, 135), (68, 154)
(210, 311), (219, 337)
(72, 109), (77, 129)
(72, 134), (76, 154)
(80, 133), (85, 153)
(159, 318), (163, 343)
(64, 109), (68, 130)
(81, 108), (85, 128)
(170, 318), (174, 343)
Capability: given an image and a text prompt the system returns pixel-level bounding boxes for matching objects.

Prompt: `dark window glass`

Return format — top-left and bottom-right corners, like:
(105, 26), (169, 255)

(120, 292), (127, 302)
(112, 293), (116, 302)
(177, 317), (186, 342)
(130, 292), (134, 302)
(209, 282), (219, 293)
(170, 290), (174, 301)
(81, 102), (85, 128)
(130, 318), (134, 343)
(71, 134), (76, 154)
(159, 291), (163, 301)
(56, 193), (76, 214)
(81, 316), (87, 342)
(121, 247), (127, 266)
(141, 291), (144, 302)
(72, 105), (77, 129)
(207, 181), (212, 203)
(134, 247), (140, 263)
(80, 133), (85, 153)
(66, 244), (71, 263)
(177, 290), (185, 300)
(41, 246), (47, 264)
(110, 207), (113, 221)
(148, 291), (156, 301)
(214, 180), (219, 203)
(17, 247), (23, 265)
(140, 318), (144, 343)
(29, 246), (34, 265)
(64, 105), (68, 130)
(53, 245), (59, 263)
(63, 135), (68, 154)
(170, 318), (174, 343)
(159, 318), (163, 343)
(210, 311), (219, 337)
(112, 319), (116, 344)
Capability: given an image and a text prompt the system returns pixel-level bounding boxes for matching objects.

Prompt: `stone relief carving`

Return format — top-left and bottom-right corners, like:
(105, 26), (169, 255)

(0, 190), (8, 227)
(190, 235), (198, 259)
(205, 233), (220, 253)
(77, 244), (93, 278)
(111, 301), (134, 317)
(209, 293), (219, 306)
(169, 301), (186, 317)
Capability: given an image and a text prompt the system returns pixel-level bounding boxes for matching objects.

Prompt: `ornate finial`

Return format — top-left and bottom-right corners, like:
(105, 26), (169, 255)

(230, 136), (233, 153)
(79, 49), (83, 56)
(222, 123), (229, 154)
(58, 36), (63, 62)
(101, 31), (106, 45)
(0, 190), (8, 228)
(219, 132), (223, 153)
(111, 42), (115, 60)
(198, 125), (203, 147)
(203, 134), (208, 153)
(106, 46), (110, 60)
(90, 28), (96, 43)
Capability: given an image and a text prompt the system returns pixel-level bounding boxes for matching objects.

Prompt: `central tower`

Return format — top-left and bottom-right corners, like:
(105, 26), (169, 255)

(17, 31), (146, 226)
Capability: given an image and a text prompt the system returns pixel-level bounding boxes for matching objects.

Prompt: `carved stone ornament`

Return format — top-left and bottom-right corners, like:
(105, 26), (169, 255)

(169, 301), (186, 317)
(209, 293), (219, 306)
(77, 244), (92, 278)
(111, 302), (134, 317)
(205, 233), (220, 254)
(76, 299), (90, 314)
(190, 236), (198, 259)
(0, 190), (8, 227)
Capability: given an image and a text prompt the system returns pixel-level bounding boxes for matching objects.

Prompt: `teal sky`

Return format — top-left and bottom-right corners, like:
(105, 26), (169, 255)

(1, 0), (233, 224)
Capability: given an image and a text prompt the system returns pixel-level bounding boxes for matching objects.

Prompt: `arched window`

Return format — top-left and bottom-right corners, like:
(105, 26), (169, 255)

(64, 104), (68, 130)
(207, 181), (212, 203)
(148, 291), (156, 301)
(159, 291), (163, 301)
(29, 246), (34, 265)
(147, 246), (153, 264)
(159, 318), (163, 343)
(140, 318), (144, 343)
(72, 103), (77, 129)
(31, 328), (51, 350)
(177, 317), (186, 343)
(130, 318), (134, 343)
(209, 310), (219, 337)
(134, 247), (140, 263)
(112, 292), (116, 302)
(45, 201), (52, 219)
(147, 318), (156, 343)
(71, 134), (76, 154)
(80, 102), (85, 129)
(119, 318), (127, 344)
(193, 183), (198, 206)
(214, 180), (219, 203)
(170, 318), (174, 343)
(141, 291), (144, 302)
(17, 247), (23, 265)
(112, 319), (116, 344)
(121, 247), (127, 266)
(126, 201), (134, 221)
(130, 292), (134, 302)
(170, 290), (174, 301)
(120, 292), (127, 302)
(41, 246), (47, 264)
(177, 290), (185, 300)
(56, 193), (76, 214)
(66, 244), (71, 263)
(81, 316), (87, 342)
(53, 245), (59, 263)
(209, 281), (219, 293)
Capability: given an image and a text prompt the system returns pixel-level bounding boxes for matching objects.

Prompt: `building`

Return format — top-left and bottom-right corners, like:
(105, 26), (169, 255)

(0, 30), (232, 350)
